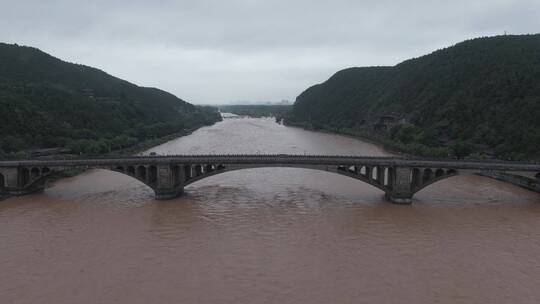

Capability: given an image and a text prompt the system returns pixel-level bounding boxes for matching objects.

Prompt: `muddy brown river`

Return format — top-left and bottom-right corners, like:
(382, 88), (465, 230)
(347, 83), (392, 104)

(1, 117), (540, 303)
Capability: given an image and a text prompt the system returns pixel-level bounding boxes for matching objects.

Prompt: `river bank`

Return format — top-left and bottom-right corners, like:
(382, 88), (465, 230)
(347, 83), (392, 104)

(0, 123), (221, 201)
(284, 119), (501, 159)
(283, 120), (411, 157)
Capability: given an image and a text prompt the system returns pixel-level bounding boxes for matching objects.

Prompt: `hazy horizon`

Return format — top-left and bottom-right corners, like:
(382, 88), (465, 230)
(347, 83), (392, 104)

(1, 0), (539, 104)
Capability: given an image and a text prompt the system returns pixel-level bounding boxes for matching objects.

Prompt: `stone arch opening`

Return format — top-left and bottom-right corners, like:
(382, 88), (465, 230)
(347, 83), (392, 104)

(184, 165), (192, 181)
(127, 166), (136, 175)
(172, 165), (181, 186)
(148, 166), (158, 184)
(31, 167), (40, 179)
(359, 166), (367, 176)
(42, 167), (50, 175)
(423, 169), (433, 183)
(115, 166), (125, 172)
(365, 166), (372, 179)
(0, 172), (4, 190)
(536, 173), (540, 180)
(412, 168), (422, 188)
(347, 165), (357, 174)
(205, 164), (215, 173)
(447, 169), (457, 175)
(371, 167), (378, 180)
(21, 168), (30, 185)
(217, 164), (226, 170)
(435, 169), (445, 178)
(373, 166), (384, 184)
(385, 167), (394, 187)
(136, 166), (147, 180)
(194, 165), (203, 176)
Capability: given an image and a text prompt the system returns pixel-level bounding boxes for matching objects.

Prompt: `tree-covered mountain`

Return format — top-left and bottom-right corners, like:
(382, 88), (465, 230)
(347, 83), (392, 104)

(289, 34), (540, 160)
(0, 43), (221, 155)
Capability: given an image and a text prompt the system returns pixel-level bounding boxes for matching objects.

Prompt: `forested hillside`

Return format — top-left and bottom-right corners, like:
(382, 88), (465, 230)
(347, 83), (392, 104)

(0, 43), (221, 155)
(289, 34), (540, 160)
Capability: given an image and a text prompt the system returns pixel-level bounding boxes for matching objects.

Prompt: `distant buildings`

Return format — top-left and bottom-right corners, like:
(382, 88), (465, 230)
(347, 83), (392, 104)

(225, 100), (292, 106)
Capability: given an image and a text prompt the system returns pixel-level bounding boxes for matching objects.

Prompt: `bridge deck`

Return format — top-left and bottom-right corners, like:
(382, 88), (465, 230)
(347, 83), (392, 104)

(1, 155), (539, 171)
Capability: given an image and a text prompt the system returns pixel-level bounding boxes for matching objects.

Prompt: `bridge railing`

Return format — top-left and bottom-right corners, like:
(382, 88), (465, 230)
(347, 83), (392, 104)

(1, 154), (538, 164)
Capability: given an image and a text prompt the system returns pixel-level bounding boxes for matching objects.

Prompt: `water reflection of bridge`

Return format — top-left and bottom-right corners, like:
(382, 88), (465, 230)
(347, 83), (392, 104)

(1, 155), (539, 204)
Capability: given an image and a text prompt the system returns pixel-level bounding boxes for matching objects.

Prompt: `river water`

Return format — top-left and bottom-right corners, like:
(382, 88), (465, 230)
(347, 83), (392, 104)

(1, 117), (540, 303)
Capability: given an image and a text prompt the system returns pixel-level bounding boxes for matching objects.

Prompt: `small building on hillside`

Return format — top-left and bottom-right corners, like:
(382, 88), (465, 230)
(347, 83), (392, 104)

(374, 115), (397, 131)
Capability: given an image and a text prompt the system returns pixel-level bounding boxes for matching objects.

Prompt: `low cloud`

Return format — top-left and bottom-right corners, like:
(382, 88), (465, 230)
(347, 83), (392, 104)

(1, 0), (538, 103)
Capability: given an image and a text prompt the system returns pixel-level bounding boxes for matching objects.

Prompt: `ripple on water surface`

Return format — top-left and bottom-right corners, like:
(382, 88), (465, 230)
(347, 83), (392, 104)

(1, 118), (540, 304)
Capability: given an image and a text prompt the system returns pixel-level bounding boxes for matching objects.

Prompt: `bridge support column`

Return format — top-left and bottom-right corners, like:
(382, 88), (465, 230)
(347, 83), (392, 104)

(385, 167), (414, 204)
(155, 187), (184, 200)
(1, 167), (46, 196)
(154, 165), (184, 200)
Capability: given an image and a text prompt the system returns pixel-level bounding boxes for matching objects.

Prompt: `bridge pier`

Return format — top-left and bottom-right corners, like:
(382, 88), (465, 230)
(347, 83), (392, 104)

(0, 167), (47, 197)
(153, 164), (185, 200)
(385, 193), (413, 204)
(155, 187), (184, 200)
(385, 167), (414, 205)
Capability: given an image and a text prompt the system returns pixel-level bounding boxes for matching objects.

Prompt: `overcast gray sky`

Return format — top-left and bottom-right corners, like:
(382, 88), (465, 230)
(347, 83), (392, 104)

(1, 0), (539, 104)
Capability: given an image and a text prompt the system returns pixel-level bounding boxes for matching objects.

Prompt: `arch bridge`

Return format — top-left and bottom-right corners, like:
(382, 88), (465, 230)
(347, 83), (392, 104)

(0, 155), (539, 204)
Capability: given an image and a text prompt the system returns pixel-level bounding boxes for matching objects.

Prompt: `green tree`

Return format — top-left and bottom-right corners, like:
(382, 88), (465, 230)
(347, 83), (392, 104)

(450, 140), (473, 159)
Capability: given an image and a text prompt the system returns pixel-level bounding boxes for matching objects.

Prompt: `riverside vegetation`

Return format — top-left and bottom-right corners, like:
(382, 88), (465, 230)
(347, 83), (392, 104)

(287, 34), (540, 160)
(2, 35), (539, 161)
(0, 43), (221, 157)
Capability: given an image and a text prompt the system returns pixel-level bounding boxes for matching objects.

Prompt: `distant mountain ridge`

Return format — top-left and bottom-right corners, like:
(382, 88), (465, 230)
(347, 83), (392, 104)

(0, 43), (221, 154)
(289, 34), (540, 160)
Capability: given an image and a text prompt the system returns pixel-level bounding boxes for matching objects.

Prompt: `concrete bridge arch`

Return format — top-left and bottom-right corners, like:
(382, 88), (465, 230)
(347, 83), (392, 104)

(179, 164), (393, 192)
(108, 163), (540, 203)
(8, 166), (56, 195)
(2, 164), (166, 198)
(0, 172), (4, 191)
(109, 164), (161, 191)
(0, 155), (539, 204)
(107, 163), (396, 200)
